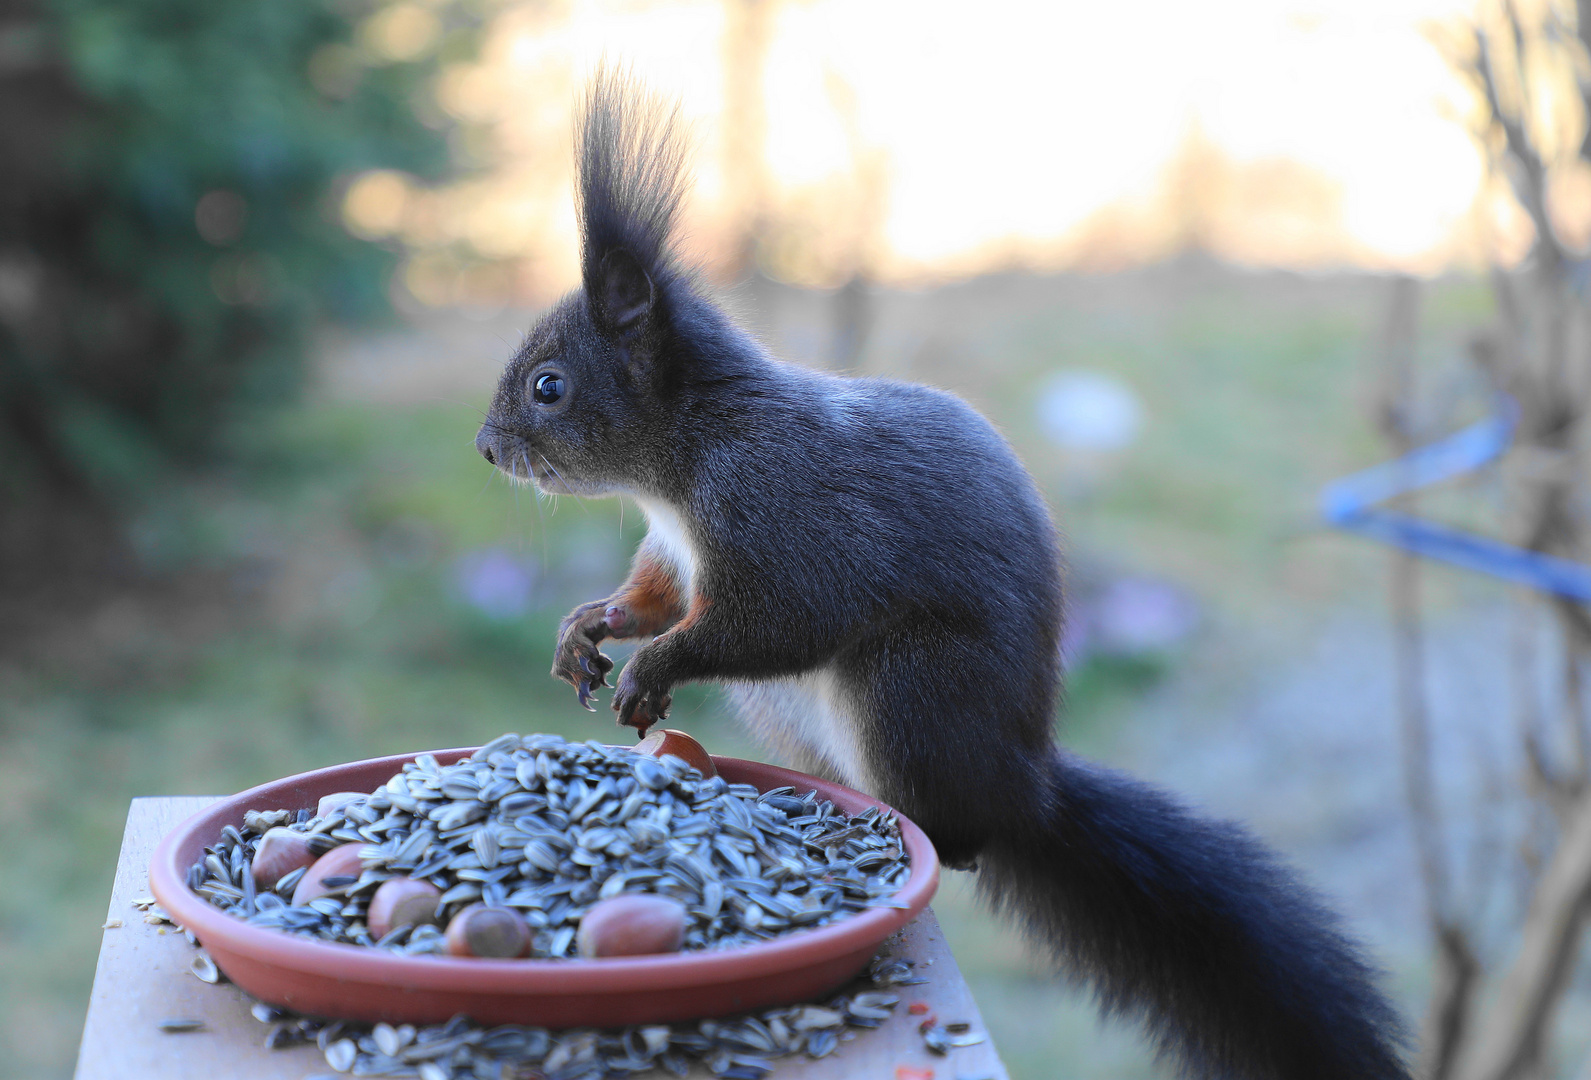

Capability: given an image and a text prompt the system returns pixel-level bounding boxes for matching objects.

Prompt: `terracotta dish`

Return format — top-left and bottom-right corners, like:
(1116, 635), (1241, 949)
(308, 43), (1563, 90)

(148, 748), (939, 1026)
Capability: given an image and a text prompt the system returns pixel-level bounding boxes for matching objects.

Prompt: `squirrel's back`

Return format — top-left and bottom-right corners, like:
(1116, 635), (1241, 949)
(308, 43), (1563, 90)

(672, 342), (1062, 637)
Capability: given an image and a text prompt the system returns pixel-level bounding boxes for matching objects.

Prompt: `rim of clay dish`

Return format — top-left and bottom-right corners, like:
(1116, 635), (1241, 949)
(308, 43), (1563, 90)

(149, 749), (939, 994)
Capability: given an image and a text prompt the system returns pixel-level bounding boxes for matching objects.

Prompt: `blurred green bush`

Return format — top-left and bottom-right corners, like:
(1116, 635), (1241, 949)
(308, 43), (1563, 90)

(0, 0), (468, 517)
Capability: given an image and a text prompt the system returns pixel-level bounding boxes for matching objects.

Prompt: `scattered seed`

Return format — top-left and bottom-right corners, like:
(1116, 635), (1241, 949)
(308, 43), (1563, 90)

(233, 951), (934, 1078)
(324, 1037), (357, 1072)
(262, 1023), (301, 1049)
(158, 1018), (205, 1033)
(189, 949), (221, 984)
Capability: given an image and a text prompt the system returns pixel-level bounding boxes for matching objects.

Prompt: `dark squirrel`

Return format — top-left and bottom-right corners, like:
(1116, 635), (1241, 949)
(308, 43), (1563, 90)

(475, 74), (1410, 1080)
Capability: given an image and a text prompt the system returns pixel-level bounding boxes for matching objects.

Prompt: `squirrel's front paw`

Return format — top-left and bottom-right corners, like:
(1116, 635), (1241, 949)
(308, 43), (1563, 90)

(612, 664), (672, 737)
(553, 601), (616, 710)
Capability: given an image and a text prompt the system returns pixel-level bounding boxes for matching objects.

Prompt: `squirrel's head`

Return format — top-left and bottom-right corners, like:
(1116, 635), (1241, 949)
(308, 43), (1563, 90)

(476, 70), (692, 498)
(475, 246), (675, 497)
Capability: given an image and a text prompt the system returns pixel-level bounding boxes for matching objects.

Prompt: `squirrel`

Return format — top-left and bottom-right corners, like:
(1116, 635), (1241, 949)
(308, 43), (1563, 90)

(475, 73), (1410, 1080)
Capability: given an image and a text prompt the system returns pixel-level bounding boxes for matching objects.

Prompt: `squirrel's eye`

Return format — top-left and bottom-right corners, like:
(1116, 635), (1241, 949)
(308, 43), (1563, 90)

(532, 372), (566, 405)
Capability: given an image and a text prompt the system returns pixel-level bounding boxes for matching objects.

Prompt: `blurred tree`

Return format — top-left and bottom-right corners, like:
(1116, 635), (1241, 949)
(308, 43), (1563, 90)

(1395, 3), (1591, 1078)
(721, 0), (772, 282)
(0, 0), (472, 585)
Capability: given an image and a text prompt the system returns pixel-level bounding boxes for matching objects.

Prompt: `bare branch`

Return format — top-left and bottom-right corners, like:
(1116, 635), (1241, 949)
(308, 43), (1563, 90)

(1424, 925), (1482, 1080)
(1376, 278), (1483, 1078)
(1563, 629), (1591, 784)
(1470, 14), (1568, 276)
(1578, 0), (1591, 159)
(1394, 546), (1455, 923)
(1425, 8), (1591, 1077)
(1450, 790), (1591, 1080)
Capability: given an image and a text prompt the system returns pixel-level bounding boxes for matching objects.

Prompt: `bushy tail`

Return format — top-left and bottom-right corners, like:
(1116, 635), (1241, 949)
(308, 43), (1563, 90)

(978, 750), (1409, 1080)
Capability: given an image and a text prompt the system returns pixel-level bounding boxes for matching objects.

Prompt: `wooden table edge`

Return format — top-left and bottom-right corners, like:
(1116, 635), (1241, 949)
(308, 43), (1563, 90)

(75, 795), (1009, 1080)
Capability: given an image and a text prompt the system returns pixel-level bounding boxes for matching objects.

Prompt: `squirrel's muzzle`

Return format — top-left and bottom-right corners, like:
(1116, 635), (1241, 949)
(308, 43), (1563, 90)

(475, 427), (499, 467)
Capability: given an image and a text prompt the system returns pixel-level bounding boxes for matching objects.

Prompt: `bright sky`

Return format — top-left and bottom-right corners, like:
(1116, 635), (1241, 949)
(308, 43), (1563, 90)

(351, 0), (1524, 300)
(771, 0), (1488, 271)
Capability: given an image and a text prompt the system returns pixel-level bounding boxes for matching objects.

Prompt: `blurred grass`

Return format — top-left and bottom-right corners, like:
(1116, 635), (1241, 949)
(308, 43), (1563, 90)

(0, 265), (1494, 1078)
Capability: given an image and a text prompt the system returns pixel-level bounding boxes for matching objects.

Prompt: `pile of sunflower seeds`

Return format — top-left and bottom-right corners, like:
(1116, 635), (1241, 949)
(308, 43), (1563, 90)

(189, 733), (911, 958)
(244, 952), (930, 1080)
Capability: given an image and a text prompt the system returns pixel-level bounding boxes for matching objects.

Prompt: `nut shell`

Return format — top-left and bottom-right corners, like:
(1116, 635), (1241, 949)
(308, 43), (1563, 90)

(445, 904), (532, 958)
(291, 843), (366, 906)
(577, 894), (687, 958)
(367, 877), (441, 940)
(250, 828), (317, 887)
(316, 791), (368, 817)
(632, 729), (716, 778)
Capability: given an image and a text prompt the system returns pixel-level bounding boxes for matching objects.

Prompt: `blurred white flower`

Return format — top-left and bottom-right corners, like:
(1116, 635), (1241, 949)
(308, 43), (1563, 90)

(1037, 371), (1143, 452)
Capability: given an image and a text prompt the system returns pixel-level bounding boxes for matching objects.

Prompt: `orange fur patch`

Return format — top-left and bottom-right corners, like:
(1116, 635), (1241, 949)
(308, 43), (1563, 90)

(614, 555), (686, 637)
(669, 592), (712, 635)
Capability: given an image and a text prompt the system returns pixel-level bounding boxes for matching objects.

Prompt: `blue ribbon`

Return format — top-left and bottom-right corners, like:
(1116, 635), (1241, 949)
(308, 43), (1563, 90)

(1319, 397), (1591, 602)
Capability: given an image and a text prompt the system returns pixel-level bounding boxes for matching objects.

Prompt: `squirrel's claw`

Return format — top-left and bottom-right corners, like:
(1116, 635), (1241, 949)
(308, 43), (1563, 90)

(579, 654), (613, 688)
(553, 599), (617, 706)
(613, 672), (671, 734)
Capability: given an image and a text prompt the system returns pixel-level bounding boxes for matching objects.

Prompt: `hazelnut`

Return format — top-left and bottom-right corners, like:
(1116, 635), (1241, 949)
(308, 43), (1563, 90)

(291, 843), (366, 906)
(576, 894), (687, 958)
(445, 904), (532, 959)
(632, 729), (716, 778)
(367, 877), (442, 939)
(250, 828), (317, 887)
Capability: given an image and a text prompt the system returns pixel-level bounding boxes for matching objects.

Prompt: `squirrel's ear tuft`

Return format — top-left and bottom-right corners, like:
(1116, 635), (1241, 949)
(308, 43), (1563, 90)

(576, 69), (685, 344)
(597, 248), (655, 337)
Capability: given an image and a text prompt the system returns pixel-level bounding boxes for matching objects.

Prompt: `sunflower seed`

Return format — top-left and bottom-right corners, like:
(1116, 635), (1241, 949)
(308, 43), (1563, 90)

(189, 950), (221, 984)
(158, 1018), (205, 1033)
(789, 1006), (846, 1031)
(325, 1037), (358, 1072)
(372, 1022), (408, 1057)
(804, 1029), (838, 1058)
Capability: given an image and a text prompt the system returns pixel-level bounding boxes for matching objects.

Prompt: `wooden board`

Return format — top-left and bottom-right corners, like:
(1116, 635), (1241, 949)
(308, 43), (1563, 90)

(75, 797), (1008, 1080)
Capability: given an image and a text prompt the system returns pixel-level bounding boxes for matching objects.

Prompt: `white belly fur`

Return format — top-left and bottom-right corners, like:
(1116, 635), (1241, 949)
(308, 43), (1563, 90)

(636, 498), (697, 591)
(636, 498), (870, 793)
(726, 670), (873, 794)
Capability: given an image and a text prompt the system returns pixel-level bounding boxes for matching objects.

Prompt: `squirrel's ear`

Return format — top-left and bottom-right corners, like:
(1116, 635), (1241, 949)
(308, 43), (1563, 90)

(596, 249), (655, 338)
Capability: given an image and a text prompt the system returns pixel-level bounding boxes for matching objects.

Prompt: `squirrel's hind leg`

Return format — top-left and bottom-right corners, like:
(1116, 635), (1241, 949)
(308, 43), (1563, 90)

(834, 623), (1056, 869)
(722, 673), (875, 792)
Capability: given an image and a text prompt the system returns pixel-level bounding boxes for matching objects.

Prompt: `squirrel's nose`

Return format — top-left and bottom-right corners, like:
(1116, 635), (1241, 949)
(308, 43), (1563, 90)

(475, 428), (498, 467)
